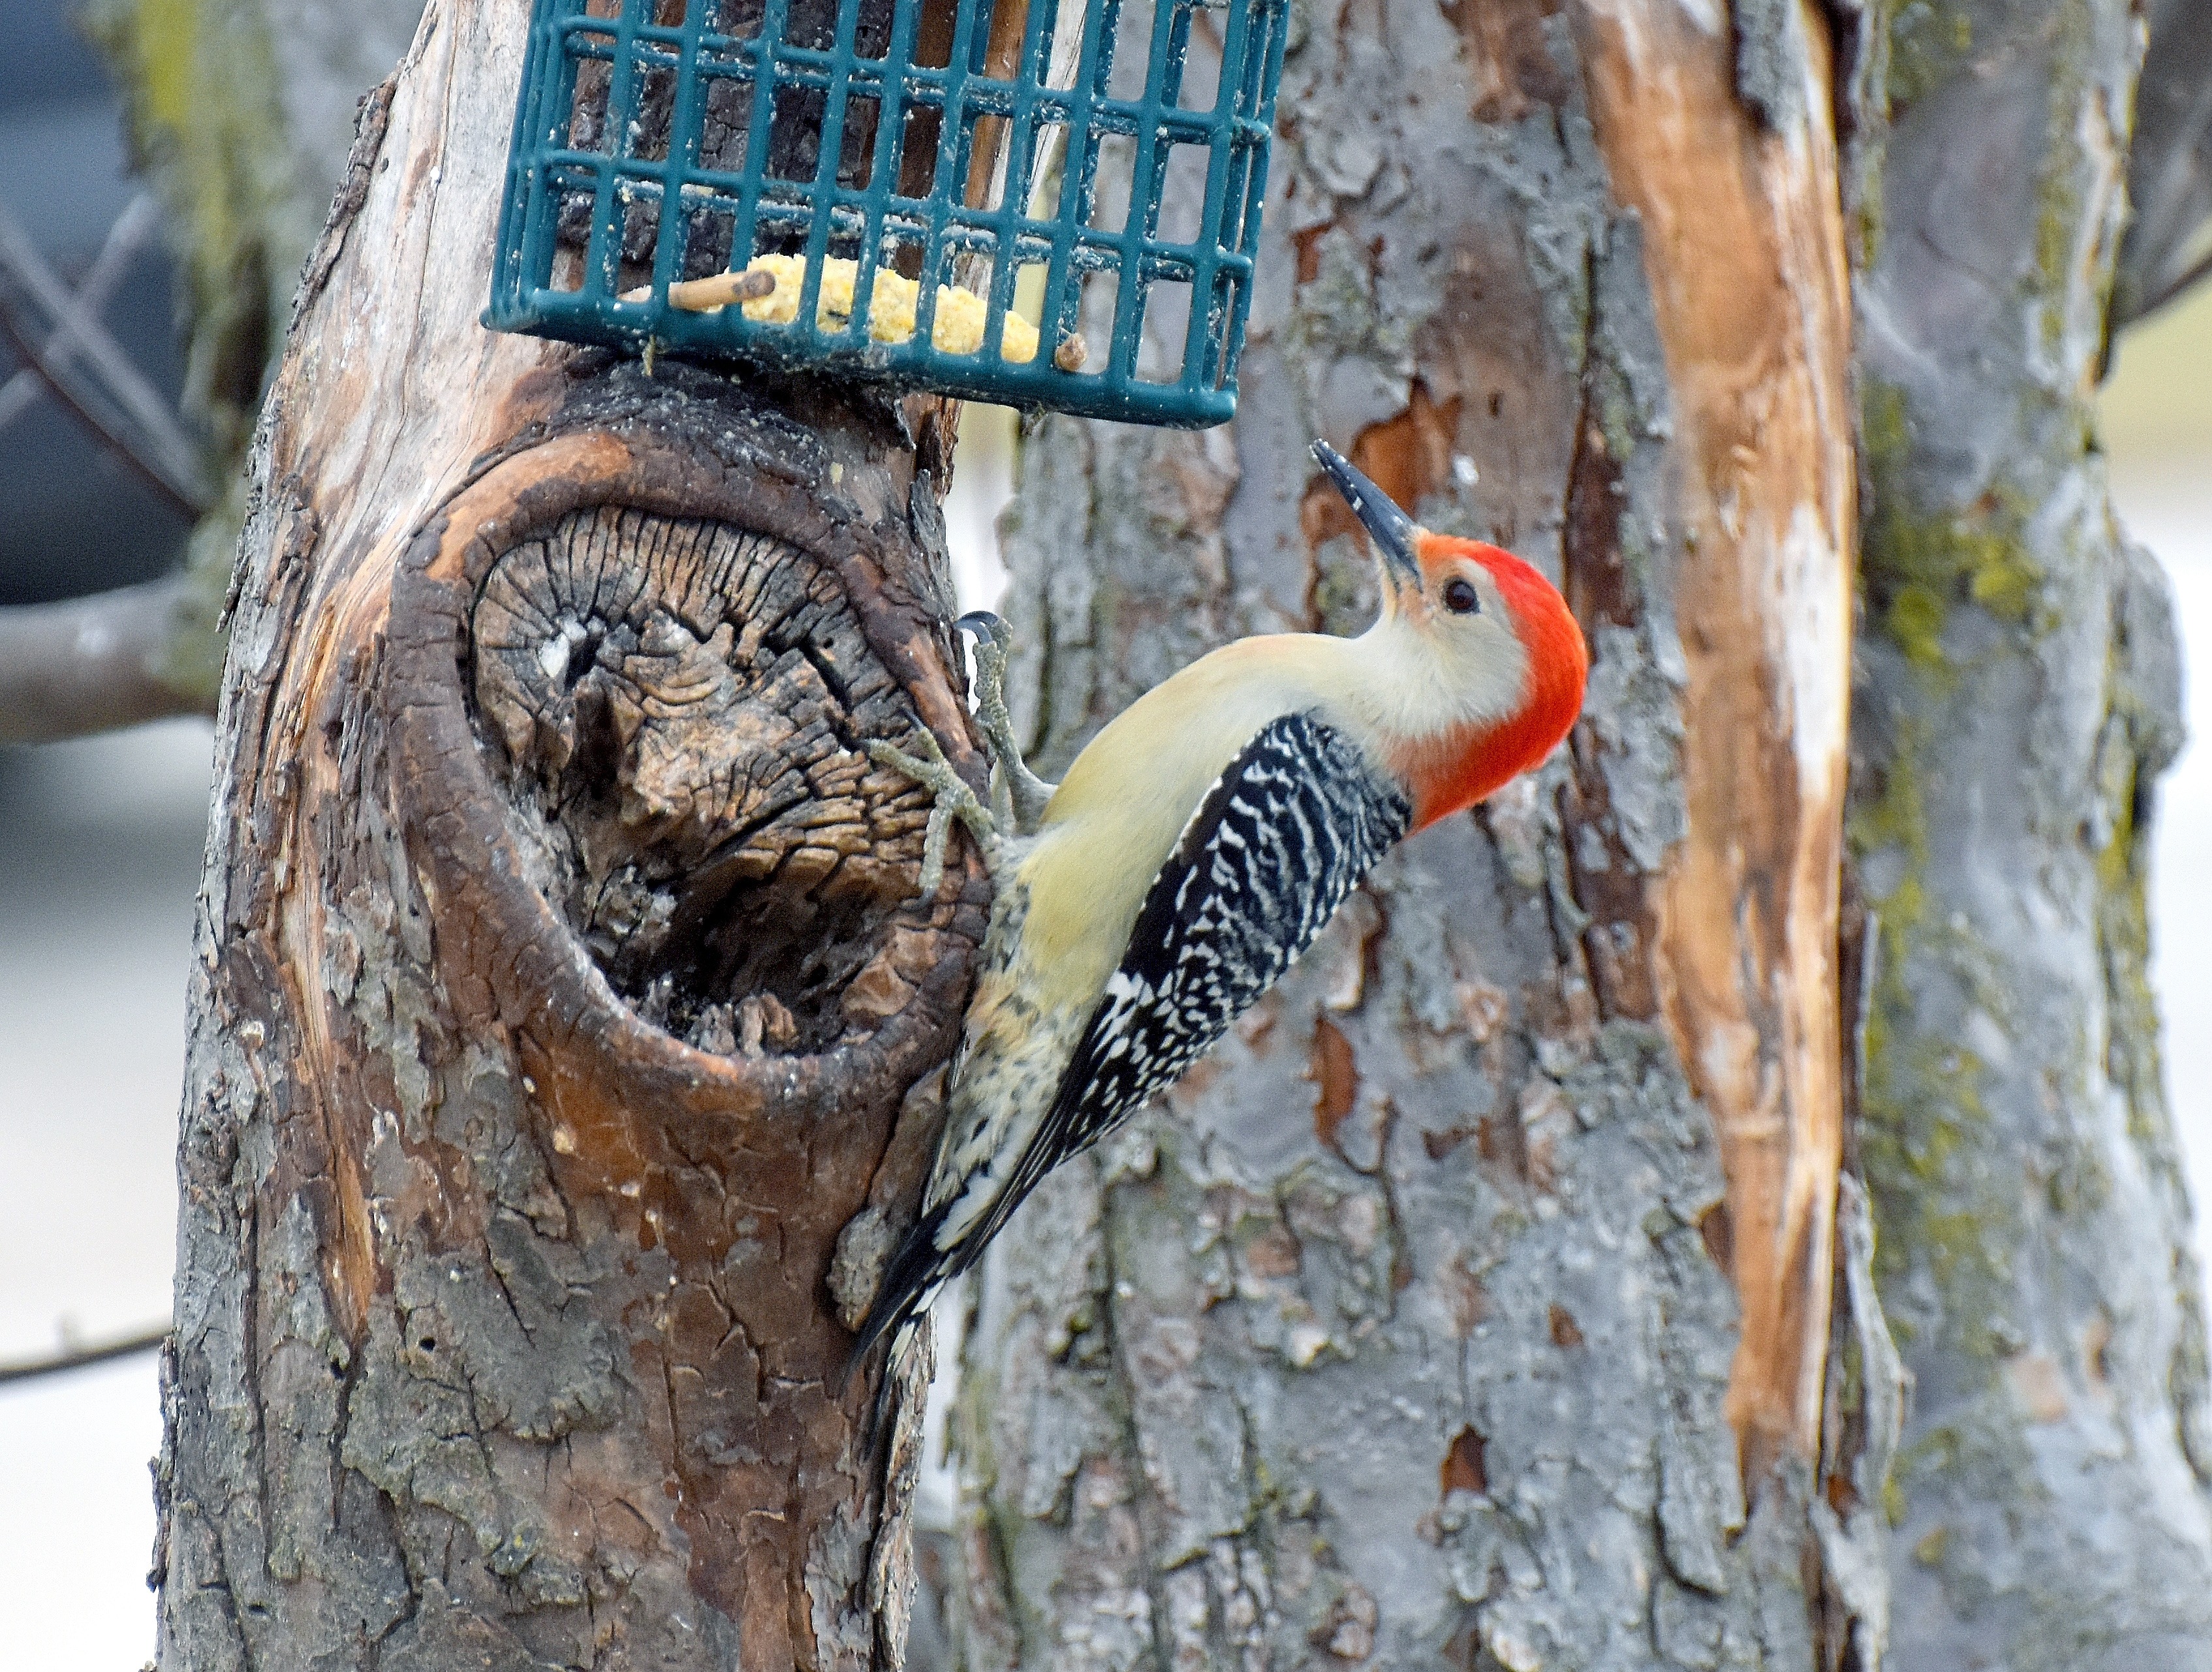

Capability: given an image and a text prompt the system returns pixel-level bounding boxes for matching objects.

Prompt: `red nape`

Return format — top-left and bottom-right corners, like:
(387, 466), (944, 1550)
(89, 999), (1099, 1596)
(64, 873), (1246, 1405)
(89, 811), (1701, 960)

(1401, 542), (1589, 830)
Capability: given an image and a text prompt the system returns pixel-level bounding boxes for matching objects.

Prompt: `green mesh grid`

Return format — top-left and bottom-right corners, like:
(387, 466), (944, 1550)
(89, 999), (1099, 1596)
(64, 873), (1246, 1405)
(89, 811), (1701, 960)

(484, 0), (1289, 426)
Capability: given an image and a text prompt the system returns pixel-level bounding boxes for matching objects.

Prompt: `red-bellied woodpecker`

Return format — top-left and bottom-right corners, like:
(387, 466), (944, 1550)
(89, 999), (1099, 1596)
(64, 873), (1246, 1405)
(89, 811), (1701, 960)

(852, 440), (1589, 1368)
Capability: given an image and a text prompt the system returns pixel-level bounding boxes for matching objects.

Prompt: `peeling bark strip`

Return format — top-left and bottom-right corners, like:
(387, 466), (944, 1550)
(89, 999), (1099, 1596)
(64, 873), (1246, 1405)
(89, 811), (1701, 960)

(1574, 0), (1856, 1483)
(949, 0), (1871, 1661)
(159, 3), (983, 1667)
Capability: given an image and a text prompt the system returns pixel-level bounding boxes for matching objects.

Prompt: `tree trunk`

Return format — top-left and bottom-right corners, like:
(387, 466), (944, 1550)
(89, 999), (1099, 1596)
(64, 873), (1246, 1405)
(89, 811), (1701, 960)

(943, 0), (1888, 1664)
(941, 0), (2212, 1662)
(1843, 0), (2212, 1660)
(155, 5), (988, 1666)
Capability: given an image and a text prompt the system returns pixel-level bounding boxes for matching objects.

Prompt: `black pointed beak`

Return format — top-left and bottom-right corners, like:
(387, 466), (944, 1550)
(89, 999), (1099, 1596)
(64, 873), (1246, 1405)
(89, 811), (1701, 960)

(1313, 440), (1423, 595)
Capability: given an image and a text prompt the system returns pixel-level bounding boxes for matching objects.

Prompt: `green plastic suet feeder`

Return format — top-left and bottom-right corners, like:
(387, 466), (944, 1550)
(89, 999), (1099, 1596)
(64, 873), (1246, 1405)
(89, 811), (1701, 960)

(485, 0), (1290, 426)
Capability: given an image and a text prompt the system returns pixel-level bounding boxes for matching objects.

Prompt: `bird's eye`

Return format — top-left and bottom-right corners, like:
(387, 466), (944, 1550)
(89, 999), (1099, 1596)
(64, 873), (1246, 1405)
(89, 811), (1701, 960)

(1442, 577), (1481, 615)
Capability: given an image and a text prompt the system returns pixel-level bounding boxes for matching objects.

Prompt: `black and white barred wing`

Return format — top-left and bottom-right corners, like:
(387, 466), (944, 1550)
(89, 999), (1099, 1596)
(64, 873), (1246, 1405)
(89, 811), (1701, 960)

(847, 711), (1413, 1363)
(1005, 712), (1412, 1210)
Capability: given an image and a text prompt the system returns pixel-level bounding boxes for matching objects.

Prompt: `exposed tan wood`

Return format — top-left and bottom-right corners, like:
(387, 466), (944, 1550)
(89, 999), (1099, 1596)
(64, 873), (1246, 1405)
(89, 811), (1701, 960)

(965, 0), (1036, 210)
(1576, 0), (1856, 1477)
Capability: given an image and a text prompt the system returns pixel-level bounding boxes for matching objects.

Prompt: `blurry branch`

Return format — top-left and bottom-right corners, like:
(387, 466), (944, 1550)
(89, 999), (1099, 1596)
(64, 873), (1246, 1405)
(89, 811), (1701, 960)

(0, 196), (213, 516)
(2113, 0), (2212, 326)
(0, 575), (217, 743)
(0, 193), (159, 439)
(0, 1322), (172, 1387)
(0, 192), (228, 742)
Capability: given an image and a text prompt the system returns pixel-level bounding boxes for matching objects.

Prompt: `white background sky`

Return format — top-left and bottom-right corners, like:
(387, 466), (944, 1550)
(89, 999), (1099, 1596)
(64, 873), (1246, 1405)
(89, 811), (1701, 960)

(3, 302), (2207, 1667)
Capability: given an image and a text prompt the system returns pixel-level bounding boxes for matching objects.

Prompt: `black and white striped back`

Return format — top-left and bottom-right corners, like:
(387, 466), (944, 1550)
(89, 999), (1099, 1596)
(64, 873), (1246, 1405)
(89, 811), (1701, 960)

(850, 711), (1411, 1366)
(937, 711), (1409, 1266)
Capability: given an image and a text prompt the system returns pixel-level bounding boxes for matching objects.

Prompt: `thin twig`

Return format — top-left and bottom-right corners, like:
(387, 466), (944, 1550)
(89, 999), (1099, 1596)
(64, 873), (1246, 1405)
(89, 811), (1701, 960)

(0, 1323), (171, 1387)
(0, 197), (193, 473)
(2137, 240), (2212, 324)
(0, 193), (159, 439)
(0, 197), (212, 514)
(0, 575), (213, 744)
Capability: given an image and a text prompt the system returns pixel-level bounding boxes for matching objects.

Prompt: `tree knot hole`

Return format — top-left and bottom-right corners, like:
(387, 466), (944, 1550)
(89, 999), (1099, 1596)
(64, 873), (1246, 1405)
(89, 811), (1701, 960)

(469, 503), (945, 1058)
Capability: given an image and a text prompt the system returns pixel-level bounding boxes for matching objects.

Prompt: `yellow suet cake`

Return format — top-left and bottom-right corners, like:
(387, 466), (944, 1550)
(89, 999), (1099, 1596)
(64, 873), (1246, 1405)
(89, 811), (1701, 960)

(632, 253), (1039, 361)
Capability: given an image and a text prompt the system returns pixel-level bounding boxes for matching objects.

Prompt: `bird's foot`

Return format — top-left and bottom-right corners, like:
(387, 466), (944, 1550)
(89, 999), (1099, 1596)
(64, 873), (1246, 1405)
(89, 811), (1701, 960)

(957, 611), (1056, 834)
(869, 729), (999, 900)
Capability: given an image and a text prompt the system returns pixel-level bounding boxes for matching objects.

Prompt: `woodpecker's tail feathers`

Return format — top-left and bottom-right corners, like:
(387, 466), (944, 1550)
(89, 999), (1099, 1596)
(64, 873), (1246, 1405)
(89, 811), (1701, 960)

(842, 1233), (931, 1466)
(849, 1311), (928, 1465)
(843, 1200), (957, 1380)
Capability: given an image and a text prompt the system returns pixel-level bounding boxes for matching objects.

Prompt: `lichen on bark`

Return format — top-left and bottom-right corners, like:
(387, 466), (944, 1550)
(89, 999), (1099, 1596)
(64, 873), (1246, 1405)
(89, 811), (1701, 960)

(1843, 0), (2212, 1658)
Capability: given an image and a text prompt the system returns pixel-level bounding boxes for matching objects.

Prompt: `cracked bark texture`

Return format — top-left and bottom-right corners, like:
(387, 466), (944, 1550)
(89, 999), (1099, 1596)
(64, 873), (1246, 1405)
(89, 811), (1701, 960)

(943, 0), (1891, 1665)
(157, 3), (988, 1667)
(1842, 0), (2212, 1662)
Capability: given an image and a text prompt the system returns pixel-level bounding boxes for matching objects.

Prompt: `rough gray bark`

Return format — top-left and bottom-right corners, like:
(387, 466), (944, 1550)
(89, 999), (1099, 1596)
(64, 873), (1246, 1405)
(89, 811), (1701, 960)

(941, 0), (1886, 1664)
(1843, 0), (2212, 1662)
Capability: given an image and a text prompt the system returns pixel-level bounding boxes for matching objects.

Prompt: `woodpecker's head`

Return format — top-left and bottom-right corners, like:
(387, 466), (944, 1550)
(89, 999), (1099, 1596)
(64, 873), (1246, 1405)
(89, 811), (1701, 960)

(1313, 440), (1588, 828)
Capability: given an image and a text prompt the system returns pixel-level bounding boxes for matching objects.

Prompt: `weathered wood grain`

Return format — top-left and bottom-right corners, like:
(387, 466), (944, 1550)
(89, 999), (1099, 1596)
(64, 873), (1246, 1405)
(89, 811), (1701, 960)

(1575, 0), (1855, 1488)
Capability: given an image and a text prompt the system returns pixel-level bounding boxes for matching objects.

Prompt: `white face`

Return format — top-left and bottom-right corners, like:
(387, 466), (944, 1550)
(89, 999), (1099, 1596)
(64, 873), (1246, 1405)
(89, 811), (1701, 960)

(1353, 548), (1533, 742)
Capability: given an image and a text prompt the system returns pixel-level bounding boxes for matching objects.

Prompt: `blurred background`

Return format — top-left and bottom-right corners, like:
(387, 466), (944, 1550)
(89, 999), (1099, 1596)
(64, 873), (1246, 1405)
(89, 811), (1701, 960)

(0, 2), (2205, 1665)
(0, 3), (192, 606)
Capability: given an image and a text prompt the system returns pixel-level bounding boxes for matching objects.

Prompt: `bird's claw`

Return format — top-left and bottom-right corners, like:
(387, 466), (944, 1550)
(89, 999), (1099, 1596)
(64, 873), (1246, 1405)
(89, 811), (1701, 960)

(870, 614), (1059, 901)
(956, 612), (1056, 834)
(869, 732), (997, 900)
